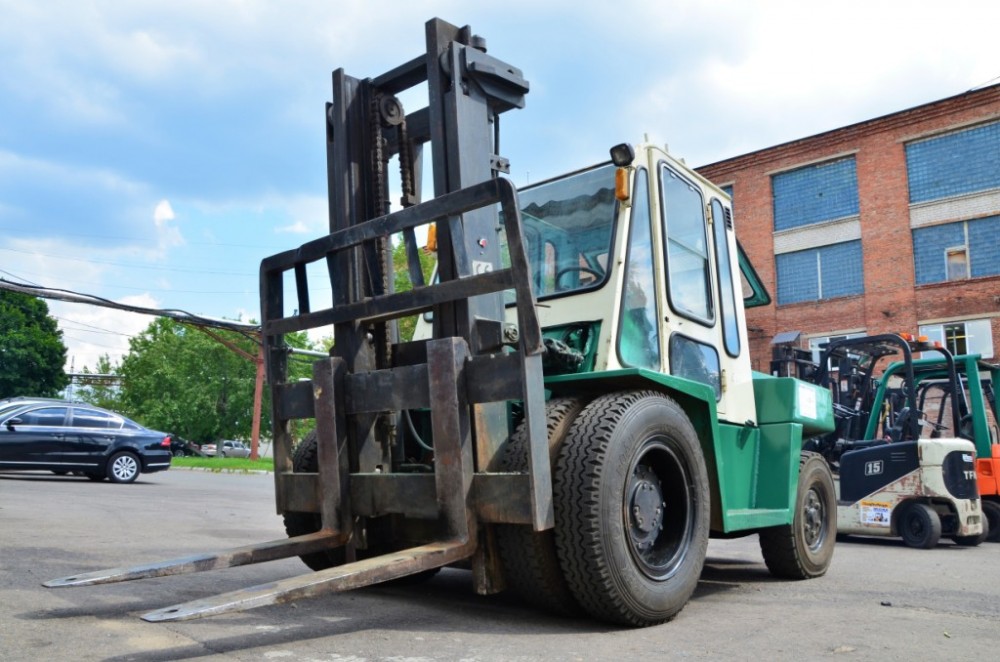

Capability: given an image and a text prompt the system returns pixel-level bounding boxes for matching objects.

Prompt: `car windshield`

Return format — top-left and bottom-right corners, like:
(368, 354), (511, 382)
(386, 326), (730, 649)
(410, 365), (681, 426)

(503, 163), (617, 299)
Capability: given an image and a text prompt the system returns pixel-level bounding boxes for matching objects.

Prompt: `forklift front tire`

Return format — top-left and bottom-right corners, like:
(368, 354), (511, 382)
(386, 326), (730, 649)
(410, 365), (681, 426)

(759, 452), (836, 579)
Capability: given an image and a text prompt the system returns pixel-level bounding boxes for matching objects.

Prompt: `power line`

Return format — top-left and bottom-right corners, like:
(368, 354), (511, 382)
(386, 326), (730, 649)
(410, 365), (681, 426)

(0, 277), (260, 336)
(54, 316), (133, 337)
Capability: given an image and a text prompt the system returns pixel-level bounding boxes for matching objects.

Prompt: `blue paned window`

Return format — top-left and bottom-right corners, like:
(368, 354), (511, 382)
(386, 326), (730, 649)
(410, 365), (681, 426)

(906, 121), (1000, 203)
(772, 157), (859, 231)
(913, 215), (1000, 284)
(776, 240), (863, 304)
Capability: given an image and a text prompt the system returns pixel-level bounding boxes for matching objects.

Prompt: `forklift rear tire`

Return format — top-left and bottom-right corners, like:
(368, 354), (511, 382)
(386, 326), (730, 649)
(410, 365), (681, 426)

(982, 500), (1000, 543)
(495, 397), (585, 617)
(553, 391), (710, 627)
(759, 452), (836, 579)
(899, 503), (941, 549)
(283, 430), (348, 571)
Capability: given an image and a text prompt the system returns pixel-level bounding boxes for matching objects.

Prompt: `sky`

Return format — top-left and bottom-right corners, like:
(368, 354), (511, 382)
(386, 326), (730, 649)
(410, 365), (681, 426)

(1, 0), (998, 372)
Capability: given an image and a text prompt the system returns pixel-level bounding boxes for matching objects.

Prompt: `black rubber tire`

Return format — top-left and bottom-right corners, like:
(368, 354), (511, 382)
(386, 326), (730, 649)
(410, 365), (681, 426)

(173, 449), (185, 457)
(282, 431), (440, 582)
(982, 500), (1000, 543)
(106, 452), (140, 483)
(899, 502), (941, 549)
(759, 452), (837, 579)
(495, 397), (585, 617)
(553, 391), (710, 627)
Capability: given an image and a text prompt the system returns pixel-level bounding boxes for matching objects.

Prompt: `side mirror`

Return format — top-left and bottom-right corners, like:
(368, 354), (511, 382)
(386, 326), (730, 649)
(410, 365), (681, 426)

(6, 417), (23, 431)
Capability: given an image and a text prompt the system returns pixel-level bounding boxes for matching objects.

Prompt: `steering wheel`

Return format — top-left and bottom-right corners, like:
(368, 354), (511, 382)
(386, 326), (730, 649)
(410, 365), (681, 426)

(555, 266), (603, 288)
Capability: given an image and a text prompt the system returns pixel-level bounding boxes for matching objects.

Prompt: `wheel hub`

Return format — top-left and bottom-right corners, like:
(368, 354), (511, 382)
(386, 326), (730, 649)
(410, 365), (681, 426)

(629, 464), (665, 549)
(802, 487), (825, 550)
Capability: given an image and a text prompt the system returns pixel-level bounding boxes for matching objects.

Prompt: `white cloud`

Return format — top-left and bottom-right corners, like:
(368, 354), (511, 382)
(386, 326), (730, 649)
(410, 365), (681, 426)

(153, 199), (185, 253)
(153, 199), (175, 226)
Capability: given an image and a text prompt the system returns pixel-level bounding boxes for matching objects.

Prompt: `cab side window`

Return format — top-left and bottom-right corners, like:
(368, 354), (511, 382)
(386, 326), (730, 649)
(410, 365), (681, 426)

(661, 165), (713, 323)
(618, 169), (661, 369)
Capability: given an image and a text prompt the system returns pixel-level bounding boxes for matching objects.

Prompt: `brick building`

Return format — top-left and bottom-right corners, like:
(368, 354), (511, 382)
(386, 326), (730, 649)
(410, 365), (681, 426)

(697, 83), (1000, 372)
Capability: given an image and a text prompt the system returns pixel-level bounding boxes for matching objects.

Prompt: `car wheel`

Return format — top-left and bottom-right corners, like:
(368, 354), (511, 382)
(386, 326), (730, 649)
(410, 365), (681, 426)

(221, 451), (227, 458)
(173, 449), (185, 457)
(107, 451), (141, 483)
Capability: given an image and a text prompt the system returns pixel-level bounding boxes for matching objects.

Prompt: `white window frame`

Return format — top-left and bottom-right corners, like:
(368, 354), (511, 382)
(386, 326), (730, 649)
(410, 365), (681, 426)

(808, 332), (868, 365)
(919, 319), (994, 359)
(944, 245), (970, 281)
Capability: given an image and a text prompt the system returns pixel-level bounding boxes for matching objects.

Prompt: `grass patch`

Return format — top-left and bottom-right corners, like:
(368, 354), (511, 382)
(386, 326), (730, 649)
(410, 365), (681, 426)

(171, 456), (275, 472)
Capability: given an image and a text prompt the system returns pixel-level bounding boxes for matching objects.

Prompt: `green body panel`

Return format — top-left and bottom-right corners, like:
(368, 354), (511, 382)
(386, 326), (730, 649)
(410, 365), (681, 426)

(545, 369), (806, 532)
(752, 372), (835, 436)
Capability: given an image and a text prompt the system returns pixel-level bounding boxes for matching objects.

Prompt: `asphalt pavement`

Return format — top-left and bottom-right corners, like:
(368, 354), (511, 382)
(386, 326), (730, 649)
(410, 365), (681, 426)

(1, 468), (997, 661)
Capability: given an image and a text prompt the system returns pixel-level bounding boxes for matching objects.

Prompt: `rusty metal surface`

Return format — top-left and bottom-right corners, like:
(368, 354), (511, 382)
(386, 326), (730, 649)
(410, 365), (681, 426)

(43, 531), (339, 587)
(472, 473), (533, 524)
(140, 539), (474, 622)
(350, 473), (438, 519)
(312, 357), (348, 535)
(427, 338), (473, 542)
(345, 364), (431, 413)
(276, 471), (320, 513)
(274, 380), (315, 420)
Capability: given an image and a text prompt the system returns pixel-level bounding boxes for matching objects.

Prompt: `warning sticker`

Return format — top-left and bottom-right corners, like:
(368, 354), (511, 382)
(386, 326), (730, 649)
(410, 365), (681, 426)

(798, 383), (817, 420)
(859, 501), (892, 526)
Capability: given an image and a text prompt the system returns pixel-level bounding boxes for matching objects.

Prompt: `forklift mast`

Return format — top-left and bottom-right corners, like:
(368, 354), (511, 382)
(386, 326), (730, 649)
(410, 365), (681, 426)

(258, 16), (552, 578)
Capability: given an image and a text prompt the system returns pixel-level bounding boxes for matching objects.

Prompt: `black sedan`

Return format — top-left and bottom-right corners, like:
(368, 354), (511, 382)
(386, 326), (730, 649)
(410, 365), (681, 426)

(0, 400), (172, 483)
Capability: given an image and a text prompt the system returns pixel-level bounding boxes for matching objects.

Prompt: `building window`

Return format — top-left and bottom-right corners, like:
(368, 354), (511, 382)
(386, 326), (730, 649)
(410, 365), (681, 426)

(776, 240), (864, 305)
(919, 319), (994, 359)
(772, 157), (859, 231)
(905, 120), (1000, 204)
(913, 215), (1000, 285)
(808, 332), (867, 364)
(946, 247), (969, 281)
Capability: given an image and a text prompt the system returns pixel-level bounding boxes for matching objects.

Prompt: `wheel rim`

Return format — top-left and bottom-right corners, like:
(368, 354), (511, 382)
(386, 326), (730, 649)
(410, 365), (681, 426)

(112, 455), (138, 481)
(624, 438), (694, 580)
(802, 485), (828, 552)
(906, 513), (925, 539)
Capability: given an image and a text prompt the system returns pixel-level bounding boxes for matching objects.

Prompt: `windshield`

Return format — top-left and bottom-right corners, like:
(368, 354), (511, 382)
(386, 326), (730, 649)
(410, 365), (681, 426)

(508, 163), (617, 299)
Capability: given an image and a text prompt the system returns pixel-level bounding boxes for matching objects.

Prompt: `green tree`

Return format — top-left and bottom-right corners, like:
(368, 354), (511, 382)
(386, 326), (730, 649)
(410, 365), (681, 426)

(116, 318), (312, 442)
(392, 239), (436, 341)
(0, 290), (69, 398)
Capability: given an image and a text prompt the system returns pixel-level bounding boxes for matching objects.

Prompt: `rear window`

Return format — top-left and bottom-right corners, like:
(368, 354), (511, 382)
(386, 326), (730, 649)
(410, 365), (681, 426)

(72, 408), (123, 429)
